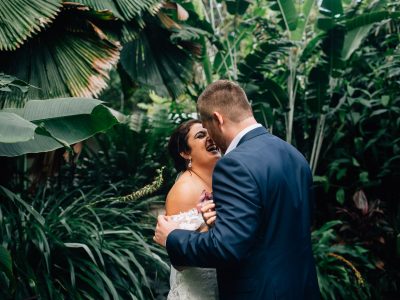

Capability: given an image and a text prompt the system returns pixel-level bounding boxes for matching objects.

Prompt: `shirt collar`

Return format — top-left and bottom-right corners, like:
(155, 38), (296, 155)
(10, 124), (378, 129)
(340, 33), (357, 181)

(225, 123), (262, 154)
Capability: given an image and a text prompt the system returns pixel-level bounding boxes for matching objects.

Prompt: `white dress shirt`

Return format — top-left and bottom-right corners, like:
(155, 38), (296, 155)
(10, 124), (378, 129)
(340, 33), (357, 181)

(225, 123), (262, 154)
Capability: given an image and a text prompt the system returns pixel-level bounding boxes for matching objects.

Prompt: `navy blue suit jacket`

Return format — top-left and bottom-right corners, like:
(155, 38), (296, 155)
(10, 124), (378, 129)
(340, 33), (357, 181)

(166, 127), (320, 299)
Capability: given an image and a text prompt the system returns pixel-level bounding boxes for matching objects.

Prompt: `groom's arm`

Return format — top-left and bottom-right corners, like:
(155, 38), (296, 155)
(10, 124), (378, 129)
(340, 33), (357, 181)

(166, 156), (263, 268)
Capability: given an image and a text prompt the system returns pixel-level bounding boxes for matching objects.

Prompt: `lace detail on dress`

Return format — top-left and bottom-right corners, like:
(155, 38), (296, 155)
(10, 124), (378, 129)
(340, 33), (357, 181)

(168, 266), (218, 300)
(167, 209), (218, 300)
(169, 208), (204, 231)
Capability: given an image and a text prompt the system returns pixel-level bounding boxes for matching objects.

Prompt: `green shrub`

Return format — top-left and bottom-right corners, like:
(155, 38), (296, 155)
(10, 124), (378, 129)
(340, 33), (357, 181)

(0, 181), (169, 300)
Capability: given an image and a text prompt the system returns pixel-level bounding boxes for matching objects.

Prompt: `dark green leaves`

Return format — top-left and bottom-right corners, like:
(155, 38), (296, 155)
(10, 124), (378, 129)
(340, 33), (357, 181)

(120, 24), (194, 98)
(307, 66), (329, 113)
(0, 246), (14, 290)
(225, 0), (252, 16)
(0, 183), (169, 299)
(319, 0), (343, 18)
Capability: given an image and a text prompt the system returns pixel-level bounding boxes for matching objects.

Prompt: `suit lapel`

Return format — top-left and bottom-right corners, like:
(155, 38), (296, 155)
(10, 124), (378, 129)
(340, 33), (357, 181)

(237, 126), (268, 147)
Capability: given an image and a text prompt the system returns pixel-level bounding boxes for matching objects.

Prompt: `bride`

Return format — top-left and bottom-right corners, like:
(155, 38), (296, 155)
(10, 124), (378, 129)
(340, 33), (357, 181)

(165, 119), (220, 299)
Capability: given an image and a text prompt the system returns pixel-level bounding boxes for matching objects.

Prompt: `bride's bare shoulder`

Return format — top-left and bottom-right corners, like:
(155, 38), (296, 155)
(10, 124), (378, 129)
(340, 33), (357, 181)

(166, 174), (201, 216)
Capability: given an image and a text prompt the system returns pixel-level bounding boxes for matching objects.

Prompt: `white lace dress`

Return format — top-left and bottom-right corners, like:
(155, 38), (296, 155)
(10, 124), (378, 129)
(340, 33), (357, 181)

(167, 208), (218, 300)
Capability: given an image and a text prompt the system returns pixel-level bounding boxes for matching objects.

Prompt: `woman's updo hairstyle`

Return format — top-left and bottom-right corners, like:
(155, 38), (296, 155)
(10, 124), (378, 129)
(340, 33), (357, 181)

(168, 119), (201, 172)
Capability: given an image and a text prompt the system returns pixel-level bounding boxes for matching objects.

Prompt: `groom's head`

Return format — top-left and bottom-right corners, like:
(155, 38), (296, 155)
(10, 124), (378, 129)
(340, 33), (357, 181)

(197, 80), (253, 152)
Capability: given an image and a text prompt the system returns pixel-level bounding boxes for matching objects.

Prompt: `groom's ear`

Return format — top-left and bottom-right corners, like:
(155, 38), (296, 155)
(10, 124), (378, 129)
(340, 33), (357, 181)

(213, 112), (224, 127)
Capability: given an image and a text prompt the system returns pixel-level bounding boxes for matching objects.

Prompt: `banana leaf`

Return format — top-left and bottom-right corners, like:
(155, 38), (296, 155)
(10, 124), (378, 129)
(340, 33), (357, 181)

(0, 98), (123, 157)
(269, 0), (299, 32)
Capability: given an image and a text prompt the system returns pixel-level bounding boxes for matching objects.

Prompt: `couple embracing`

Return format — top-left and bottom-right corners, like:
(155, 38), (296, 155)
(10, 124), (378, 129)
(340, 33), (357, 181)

(154, 80), (320, 299)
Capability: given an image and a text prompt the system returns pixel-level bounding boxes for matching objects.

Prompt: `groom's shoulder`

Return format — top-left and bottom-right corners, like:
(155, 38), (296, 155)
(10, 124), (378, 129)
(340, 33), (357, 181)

(216, 153), (243, 168)
(224, 132), (305, 164)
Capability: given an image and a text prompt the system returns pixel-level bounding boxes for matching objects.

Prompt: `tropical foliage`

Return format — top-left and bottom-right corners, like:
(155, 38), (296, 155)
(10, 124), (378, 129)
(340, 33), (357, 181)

(0, 96), (123, 157)
(0, 176), (168, 300)
(1, 0), (399, 299)
(312, 220), (373, 300)
(0, 0), (203, 102)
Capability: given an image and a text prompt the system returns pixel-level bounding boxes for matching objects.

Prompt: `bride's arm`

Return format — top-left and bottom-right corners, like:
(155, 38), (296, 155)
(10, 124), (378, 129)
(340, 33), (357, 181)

(165, 180), (199, 216)
(165, 181), (203, 271)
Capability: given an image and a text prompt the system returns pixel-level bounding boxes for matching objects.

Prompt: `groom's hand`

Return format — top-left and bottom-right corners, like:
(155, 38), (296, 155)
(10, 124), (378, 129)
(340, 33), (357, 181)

(199, 200), (216, 226)
(154, 215), (179, 247)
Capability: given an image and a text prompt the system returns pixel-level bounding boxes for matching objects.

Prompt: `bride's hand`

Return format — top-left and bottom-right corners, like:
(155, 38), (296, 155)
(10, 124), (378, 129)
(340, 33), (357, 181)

(200, 200), (216, 226)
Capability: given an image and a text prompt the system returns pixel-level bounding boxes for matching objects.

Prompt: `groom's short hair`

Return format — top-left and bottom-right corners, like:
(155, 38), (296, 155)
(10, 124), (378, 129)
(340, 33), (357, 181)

(197, 80), (253, 122)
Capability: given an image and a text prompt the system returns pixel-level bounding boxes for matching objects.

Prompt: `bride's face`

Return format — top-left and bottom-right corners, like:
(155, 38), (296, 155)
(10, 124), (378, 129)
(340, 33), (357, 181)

(185, 123), (221, 166)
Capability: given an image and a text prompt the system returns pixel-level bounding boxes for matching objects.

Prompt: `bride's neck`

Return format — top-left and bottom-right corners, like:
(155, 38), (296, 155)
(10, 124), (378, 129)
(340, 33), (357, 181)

(190, 165), (213, 190)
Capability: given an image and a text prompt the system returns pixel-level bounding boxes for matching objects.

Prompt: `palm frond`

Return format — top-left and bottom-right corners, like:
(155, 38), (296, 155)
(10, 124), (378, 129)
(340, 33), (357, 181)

(113, 0), (162, 20)
(0, 0), (62, 51)
(0, 4), (121, 100)
(76, 0), (124, 19)
(78, 0), (162, 21)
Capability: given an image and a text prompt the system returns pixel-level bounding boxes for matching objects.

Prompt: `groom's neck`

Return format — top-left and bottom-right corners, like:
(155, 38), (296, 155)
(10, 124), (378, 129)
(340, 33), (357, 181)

(225, 116), (258, 144)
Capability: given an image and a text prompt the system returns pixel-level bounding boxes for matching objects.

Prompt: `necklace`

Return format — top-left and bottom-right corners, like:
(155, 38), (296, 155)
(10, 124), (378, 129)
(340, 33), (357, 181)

(189, 169), (211, 191)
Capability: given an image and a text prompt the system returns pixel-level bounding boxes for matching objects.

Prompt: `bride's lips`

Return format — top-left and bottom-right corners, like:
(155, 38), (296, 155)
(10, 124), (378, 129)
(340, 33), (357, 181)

(206, 143), (219, 153)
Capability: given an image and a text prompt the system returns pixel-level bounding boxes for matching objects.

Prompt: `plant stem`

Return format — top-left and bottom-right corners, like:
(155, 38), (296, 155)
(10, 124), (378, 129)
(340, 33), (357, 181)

(310, 114), (326, 175)
(209, 0), (215, 30)
(286, 48), (298, 144)
(201, 37), (213, 84)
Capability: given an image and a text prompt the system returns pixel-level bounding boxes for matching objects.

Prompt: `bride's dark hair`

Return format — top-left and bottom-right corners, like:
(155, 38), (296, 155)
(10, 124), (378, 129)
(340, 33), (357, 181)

(168, 119), (201, 172)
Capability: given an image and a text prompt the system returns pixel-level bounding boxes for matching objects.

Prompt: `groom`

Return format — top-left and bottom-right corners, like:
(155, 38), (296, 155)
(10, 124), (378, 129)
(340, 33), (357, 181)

(154, 80), (320, 299)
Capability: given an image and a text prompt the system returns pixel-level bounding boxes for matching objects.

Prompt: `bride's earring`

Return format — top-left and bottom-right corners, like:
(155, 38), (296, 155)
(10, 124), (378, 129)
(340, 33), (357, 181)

(188, 158), (192, 169)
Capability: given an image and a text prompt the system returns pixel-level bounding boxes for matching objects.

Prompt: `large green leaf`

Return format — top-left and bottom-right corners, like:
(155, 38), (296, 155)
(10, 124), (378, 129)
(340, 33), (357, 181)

(341, 24), (374, 61)
(120, 23), (194, 98)
(291, 0), (316, 41)
(341, 10), (400, 60)
(0, 112), (37, 143)
(0, 4), (120, 100)
(274, 0), (299, 32)
(0, 0), (62, 51)
(0, 98), (122, 156)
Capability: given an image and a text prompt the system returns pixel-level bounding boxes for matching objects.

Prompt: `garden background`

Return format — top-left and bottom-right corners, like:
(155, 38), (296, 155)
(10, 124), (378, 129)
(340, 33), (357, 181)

(0, 0), (399, 299)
